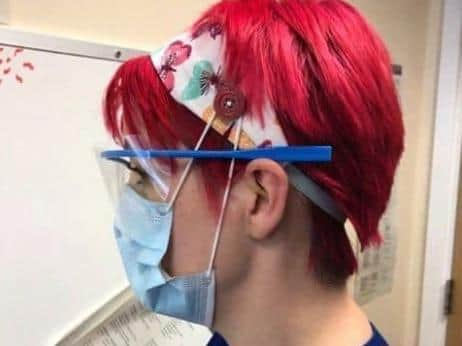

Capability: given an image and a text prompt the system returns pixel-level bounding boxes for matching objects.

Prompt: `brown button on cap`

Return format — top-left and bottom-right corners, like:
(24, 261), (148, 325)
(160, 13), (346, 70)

(213, 81), (246, 120)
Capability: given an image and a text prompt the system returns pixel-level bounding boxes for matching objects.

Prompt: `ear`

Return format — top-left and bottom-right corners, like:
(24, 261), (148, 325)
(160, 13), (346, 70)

(241, 159), (289, 240)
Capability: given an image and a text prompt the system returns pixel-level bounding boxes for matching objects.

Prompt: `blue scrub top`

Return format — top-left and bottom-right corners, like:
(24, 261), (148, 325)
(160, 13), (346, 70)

(207, 322), (388, 346)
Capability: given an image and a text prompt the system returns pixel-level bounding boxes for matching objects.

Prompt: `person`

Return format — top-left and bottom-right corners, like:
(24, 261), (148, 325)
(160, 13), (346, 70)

(98, 0), (404, 345)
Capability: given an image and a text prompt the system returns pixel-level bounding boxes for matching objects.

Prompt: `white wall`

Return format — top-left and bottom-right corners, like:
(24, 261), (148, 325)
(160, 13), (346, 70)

(0, 35), (141, 345)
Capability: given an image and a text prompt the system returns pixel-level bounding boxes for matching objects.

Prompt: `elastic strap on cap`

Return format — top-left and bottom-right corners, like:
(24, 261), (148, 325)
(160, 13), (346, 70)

(207, 117), (244, 275)
(166, 112), (217, 211)
(286, 165), (347, 223)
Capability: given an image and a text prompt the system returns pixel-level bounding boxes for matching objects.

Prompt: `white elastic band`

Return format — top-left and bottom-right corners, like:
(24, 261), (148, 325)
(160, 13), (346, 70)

(207, 118), (243, 274)
(166, 112), (217, 211)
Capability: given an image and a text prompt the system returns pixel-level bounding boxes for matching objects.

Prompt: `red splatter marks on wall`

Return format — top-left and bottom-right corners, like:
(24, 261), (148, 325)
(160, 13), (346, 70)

(0, 46), (35, 87)
(23, 62), (34, 70)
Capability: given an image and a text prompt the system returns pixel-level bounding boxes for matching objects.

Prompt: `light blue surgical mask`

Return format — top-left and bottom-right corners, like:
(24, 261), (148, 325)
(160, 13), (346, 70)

(110, 117), (243, 328)
(114, 184), (216, 327)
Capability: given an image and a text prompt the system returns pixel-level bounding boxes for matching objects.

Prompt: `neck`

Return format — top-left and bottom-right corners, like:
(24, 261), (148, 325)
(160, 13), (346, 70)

(212, 231), (372, 345)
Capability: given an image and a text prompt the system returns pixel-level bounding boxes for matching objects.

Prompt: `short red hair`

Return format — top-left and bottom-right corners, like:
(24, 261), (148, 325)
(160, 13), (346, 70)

(102, 0), (405, 286)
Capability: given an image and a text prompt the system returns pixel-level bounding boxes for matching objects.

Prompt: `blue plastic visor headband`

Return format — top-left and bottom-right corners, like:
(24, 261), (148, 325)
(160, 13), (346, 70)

(100, 145), (346, 223)
(101, 146), (332, 162)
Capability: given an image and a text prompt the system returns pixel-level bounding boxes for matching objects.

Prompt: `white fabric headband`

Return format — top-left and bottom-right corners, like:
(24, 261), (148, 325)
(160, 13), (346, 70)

(150, 26), (347, 223)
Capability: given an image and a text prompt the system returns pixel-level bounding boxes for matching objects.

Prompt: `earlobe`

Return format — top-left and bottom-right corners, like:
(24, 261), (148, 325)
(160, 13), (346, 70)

(244, 159), (289, 241)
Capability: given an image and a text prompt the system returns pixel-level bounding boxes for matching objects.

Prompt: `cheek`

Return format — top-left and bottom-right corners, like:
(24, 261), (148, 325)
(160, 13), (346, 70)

(165, 168), (218, 276)
(214, 192), (252, 289)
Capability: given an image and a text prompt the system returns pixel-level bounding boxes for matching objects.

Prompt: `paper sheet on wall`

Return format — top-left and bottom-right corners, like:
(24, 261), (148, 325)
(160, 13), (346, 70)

(353, 65), (402, 305)
(353, 201), (398, 305)
(55, 288), (212, 346)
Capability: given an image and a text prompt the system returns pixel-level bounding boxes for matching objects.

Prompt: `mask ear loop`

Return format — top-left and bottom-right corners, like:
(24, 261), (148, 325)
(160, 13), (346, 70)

(207, 117), (243, 276)
(165, 112), (217, 212)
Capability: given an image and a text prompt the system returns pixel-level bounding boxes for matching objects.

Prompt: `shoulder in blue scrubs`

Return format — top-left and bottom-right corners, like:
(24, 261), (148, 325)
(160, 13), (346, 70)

(207, 323), (388, 346)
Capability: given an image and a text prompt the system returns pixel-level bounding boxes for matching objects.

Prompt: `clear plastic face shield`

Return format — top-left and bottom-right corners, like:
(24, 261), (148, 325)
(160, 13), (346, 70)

(98, 134), (175, 209)
(96, 113), (219, 213)
(96, 120), (340, 220)
(96, 116), (343, 326)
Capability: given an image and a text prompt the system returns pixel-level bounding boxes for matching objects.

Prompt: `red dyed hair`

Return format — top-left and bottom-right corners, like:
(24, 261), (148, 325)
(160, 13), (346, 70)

(102, 0), (405, 286)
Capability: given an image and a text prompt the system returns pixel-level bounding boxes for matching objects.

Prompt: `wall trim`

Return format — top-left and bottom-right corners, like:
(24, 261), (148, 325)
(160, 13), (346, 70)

(419, 0), (462, 344)
(0, 26), (145, 61)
